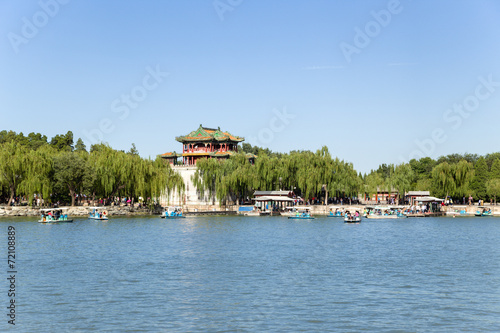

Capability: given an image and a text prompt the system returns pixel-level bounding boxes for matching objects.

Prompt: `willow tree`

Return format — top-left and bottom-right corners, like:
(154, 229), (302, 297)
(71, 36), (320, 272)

(364, 172), (384, 202)
(453, 159), (474, 198)
(146, 157), (184, 202)
(392, 163), (414, 204)
(88, 144), (135, 198)
(432, 160), (474, 198)
(218, 153), (256, 204)
(17, 145), (54, 204)
(342, 161), (363, 199)
(0, 142), (27, 204)
(470, 157), (488, 200)
(432, 162), (456, 198)
(88, 144), (184, 203)
(193, 153), (253, 205)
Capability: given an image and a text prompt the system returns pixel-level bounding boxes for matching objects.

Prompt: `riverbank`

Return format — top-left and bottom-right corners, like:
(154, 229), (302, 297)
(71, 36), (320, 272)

(2, 203), (499, 218)
(0, 205), (152, 217)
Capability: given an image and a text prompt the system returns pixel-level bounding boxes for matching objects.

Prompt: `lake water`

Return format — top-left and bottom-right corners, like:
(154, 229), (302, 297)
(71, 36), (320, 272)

(2, 215), (500, 332)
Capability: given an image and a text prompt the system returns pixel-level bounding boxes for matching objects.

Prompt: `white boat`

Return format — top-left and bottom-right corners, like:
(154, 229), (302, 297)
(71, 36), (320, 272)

(38, 208), (73, 223)
(88, 207), (109, 220)
(161, 206), (185, 218)
(365, 206), (406, 219)
(344, 215), (361, 223)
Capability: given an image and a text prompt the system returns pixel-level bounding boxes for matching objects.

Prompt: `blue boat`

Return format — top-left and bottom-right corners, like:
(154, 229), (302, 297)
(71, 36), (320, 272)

(288, 208), (315, 220)
(475, 206), (493, 217)
(328, 206), (344, 217)
(161, 206), (186, 219)
(88, 207), (109, 220)
(38, 208), (73, 223)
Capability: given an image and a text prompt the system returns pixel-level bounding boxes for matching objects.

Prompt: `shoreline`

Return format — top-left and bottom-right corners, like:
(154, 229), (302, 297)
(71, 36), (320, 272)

(2, 203), (500, 218)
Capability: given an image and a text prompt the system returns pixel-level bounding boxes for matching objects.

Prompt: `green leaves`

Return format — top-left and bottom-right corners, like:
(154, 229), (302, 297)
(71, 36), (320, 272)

(192, 146), (362, 204)
(0, 139), (184, 205)
(431, 160), (474, 198)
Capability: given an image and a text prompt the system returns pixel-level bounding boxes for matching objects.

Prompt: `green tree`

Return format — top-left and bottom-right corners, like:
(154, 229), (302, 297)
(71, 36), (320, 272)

(470, 157), (488, 200)
(453, 160), (474, 198)
(26, 132), (48, 150)
(486, 179), (500, 205)
(50, 131), (74, 151)
(409, 157), (436, 188)
(127, 143), (139, 156)
(364, 172), (384, 202)
(490, 159), (500, 178)
(392, 163), (414, 203)
(74, 138), (87, 153)
(18, 145), (54, 204)
(0, 142), (26, 204)
(53, 152), (87, 206)
(432, 162), (455, 198)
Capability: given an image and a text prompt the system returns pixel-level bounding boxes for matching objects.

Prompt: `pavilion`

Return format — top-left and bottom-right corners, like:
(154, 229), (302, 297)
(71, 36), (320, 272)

(161, 124), (244, 166)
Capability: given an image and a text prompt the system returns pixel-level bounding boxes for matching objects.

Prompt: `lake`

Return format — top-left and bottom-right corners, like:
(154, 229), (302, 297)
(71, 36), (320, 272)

(2, 215), (500, 332)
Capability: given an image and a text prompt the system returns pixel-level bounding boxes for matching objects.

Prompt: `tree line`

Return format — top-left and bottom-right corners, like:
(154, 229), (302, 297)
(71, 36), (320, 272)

(193, 144), (500, 205)
(0, 130), (184, 206)
(364, 153), (500, 203)
(193, 145), (362, 205)
(2, 130), (499, 207)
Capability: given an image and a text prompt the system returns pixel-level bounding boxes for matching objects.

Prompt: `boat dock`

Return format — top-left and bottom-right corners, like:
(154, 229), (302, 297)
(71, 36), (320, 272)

(406, 211), (446, 217)
(185, 210), (237, 216)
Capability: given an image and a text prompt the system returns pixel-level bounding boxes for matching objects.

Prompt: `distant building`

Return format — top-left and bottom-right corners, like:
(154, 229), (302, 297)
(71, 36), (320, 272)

(406, 191), (431, 206)
(159, 125), (245, 207)
(161, 124), (244, 166)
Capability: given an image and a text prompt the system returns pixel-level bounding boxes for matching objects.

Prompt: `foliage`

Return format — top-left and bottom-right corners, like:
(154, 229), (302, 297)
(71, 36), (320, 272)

(470, 157), (488, 200)
(486, 179), (500, 204)
(431, 160), (474, 198)
(74, 138), (87, 153)
(50, 131), (74, 151)
(0, 132), (184, 206)
(391, 163), (415, 200)
(193, 146), (361, 205)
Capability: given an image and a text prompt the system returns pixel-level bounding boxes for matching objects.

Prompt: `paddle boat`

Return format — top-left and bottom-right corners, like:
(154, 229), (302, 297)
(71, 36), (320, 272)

(475, 206), (493, 217)
(161, 206), (186, 218)
(344, 211), (361, 223)
(328, 206), (344, 217)
(288, 208), (315, 220)
(38, 208), (73, 223)
(446, 206), (471, 217)
(280, 206), (297, 217)
(88, 207), (109, 220)
(365, 206), (406, 219)
(282, 206), (309, 217)
(362, 206), (375, 217)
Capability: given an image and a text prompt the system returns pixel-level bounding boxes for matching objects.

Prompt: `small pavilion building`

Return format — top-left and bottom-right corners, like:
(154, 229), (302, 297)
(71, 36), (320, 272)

(159, 125), (245, 207)
(170, 125), (244, 166)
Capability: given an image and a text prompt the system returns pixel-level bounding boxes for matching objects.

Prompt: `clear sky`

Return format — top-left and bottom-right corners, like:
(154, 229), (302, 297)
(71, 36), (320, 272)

(1, 0), (500, 173)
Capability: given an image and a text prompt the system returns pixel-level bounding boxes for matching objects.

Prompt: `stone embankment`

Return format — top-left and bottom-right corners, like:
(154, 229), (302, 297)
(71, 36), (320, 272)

(0, 205), (152, 217)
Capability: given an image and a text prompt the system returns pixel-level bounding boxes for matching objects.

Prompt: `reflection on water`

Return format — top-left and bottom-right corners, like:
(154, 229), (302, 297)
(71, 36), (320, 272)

(2, 216), (500, 332)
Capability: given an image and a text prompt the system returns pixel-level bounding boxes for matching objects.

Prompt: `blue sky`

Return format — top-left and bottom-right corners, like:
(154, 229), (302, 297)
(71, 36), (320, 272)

(1, 0), (500, 173)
